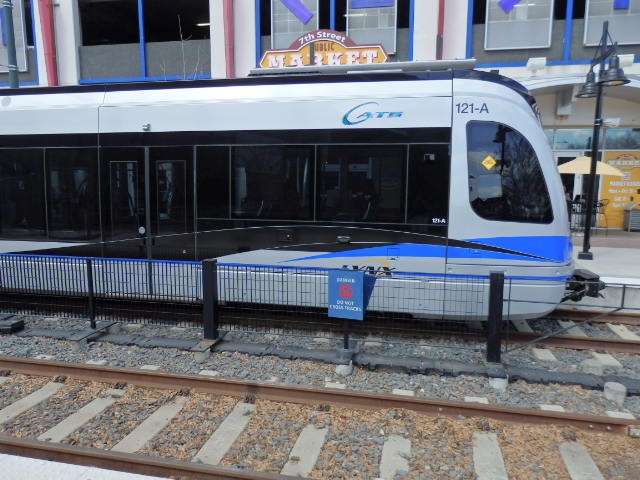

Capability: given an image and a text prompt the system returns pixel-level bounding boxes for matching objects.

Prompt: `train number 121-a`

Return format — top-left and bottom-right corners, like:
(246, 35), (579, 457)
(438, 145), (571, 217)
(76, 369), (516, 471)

(455, 103), (489, 114)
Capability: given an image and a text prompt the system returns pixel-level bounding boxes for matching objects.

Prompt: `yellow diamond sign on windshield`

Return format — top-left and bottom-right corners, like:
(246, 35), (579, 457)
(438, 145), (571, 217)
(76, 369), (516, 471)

(482, 155), (497, 170)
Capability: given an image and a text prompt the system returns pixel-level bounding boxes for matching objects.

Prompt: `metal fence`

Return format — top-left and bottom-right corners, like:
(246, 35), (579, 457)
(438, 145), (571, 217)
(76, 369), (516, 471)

(203, 260), (513, 362)
(3, 252), (635, 363)
(0, 253), (202, 326)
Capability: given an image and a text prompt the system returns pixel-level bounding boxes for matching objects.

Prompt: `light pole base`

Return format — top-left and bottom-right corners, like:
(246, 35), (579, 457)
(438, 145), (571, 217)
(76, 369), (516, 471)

(578, 251), (594, 260)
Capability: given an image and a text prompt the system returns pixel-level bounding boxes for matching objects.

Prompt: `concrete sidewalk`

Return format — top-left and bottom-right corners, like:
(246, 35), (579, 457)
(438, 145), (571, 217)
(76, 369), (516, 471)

(572, 230), (640, 283)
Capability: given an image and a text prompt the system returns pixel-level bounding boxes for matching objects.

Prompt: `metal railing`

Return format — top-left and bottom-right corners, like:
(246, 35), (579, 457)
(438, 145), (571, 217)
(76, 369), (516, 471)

(0, 253), (202, 326)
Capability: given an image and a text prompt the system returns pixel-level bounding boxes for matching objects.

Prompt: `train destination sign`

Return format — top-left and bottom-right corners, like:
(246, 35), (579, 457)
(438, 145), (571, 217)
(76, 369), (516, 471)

(328, 269), (376, 321)
(260, 29), (387, 69)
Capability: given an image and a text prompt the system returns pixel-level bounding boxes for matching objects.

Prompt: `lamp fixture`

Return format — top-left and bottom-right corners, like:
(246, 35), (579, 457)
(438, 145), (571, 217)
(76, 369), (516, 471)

(574, 21), (629, 261)
(598, 53), (630, 86)
(576, 70), (598, 98)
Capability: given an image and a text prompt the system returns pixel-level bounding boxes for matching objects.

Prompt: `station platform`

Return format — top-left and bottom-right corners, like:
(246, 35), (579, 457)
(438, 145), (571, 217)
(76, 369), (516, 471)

(0, 453), (166, 480)
(572, 229), (640, 284)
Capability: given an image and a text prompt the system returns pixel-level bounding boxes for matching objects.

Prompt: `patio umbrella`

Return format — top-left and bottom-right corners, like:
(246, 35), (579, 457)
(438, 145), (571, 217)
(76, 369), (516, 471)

(557, 156), (624, 177)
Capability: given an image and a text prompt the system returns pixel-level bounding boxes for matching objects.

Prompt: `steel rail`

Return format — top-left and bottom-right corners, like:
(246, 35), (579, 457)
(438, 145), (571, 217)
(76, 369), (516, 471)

(550, 310), (640, 326)
(0, 435), (293, 480)
(507, 331), (640, 354)
(0, 356), (636, 435)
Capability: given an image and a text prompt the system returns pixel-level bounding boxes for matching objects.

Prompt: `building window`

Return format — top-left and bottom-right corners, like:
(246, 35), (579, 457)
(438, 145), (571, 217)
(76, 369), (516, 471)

(79, 0), (139, 46)
(467, 121), (552, 223)
(263, 1), (410, 59)
(271, 0), (319, 49)
(78, 0), (210, 81)
(142, 0), (209, 42)
(485, 0), (554, 50)
(584, 0), (640, 45)
(346, 0), (398, 54)
(0, 0), (30, 72)
(552, 129), (593, 150)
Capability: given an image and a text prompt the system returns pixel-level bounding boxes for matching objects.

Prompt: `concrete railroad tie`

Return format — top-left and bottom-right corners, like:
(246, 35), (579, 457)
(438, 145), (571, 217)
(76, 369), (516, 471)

(559, 442), (606, 480)
(472, 432), (509, 480)
(192, 402), (256, 465)
(111, 397), (188, 453)
(0, 382), (64, 425)
(280, 425), (329, 477)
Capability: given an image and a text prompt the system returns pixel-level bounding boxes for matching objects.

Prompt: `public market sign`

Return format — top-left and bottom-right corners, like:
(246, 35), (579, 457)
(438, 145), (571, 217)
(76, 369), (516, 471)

(601, 152), (640, 228)
(260, 29), (387, 69)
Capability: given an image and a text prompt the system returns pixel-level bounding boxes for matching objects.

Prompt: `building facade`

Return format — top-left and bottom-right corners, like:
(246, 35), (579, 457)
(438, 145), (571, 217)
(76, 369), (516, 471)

(0, 0), (639, 231)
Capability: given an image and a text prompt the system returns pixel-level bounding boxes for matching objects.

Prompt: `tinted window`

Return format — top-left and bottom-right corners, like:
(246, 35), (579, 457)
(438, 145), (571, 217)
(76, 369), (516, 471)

(232, 146), (313, 220)
(407, 144), (450, 225)
(467, 121), (552, 223)
(102, 147), (145, 241)
(79, 0), (139, 46)
(197, 146), (229, 219)
(150, 147), (193, 235)
(46, 148), (99, 239)
(0, 149), (45, 238)
(317, 145), (405, 223)
(143, 0), (210, 42)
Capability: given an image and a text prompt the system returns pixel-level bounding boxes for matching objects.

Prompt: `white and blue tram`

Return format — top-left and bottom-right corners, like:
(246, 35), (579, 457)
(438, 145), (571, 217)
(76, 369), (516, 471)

(0, 61), (596, 319)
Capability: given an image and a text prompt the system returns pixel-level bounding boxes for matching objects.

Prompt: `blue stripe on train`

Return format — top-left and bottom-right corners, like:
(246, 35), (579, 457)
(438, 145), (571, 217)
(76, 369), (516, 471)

(284, 236), (572, 264)
(463, 236), (572, 263)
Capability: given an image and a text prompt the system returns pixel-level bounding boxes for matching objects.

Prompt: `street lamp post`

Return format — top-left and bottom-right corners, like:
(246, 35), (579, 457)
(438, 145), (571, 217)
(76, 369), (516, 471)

(575, 21), (629, 260)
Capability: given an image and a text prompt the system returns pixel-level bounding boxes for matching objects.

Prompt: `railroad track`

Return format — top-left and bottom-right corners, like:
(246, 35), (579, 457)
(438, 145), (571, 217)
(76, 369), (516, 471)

(549, 310), (640, 327)
(0, 357), (638, 479)
(507, 309), (640, 355)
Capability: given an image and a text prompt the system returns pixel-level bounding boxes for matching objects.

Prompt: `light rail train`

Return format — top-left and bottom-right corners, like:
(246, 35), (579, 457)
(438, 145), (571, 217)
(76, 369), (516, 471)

(0, 61), (599, 319)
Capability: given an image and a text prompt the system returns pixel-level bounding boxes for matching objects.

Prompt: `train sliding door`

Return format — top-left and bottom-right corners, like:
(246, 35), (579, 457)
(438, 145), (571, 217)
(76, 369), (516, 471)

(101, 147), (193, 239)
(45, 148), (99, 240)
(149, 147), (193, 236)
(101, 148), (145, 241)
(404, 143), (451, 319)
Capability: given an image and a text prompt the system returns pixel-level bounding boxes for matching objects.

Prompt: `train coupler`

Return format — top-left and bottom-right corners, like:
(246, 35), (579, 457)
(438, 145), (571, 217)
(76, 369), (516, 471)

(564, 269), (606, 302)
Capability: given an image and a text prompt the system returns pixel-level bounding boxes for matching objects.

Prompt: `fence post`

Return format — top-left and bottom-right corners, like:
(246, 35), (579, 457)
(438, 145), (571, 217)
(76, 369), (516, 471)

(86, 258), (96, 330)
(486, 271), (504, 363)
(343, 318), (350, 350)
(202, 259), (219, 340)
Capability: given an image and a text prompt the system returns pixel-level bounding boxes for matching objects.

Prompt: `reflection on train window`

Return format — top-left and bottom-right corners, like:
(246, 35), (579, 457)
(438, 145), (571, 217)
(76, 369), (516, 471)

(317, 145), (405, 223)
(467, 121), (552, 224)
(231, 145), (313, 220)
(196, 146), (229, 219)
(407, 144), (450, 225)
(103, 147), (145, 240)
(0, 149), (45, 238)
(46, 148), (99, 239)
(150, 146), (192, 235)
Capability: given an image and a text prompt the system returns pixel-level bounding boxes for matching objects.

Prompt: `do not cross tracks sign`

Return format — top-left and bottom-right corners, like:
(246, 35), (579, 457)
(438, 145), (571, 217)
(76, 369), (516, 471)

(328, 270), (375, 321)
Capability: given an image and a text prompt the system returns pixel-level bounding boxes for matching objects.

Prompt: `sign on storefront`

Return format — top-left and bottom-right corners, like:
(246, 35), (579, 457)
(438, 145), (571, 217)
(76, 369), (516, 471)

(260, 29), (387, 69)
(600, 152), (640, 228)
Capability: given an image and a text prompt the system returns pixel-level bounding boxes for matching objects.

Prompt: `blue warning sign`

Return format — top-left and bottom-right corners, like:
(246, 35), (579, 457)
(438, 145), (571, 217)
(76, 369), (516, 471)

(328, 269), (375, 321)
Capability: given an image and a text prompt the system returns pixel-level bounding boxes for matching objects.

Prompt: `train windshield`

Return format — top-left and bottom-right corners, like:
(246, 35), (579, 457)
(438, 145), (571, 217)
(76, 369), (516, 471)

(467, 121), (552, 224)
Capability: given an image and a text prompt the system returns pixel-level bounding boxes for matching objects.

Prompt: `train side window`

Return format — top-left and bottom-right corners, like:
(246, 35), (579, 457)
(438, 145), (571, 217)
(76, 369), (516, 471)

(231, 145), (313, 220)
(317, 145), (405, 223)
(407, 144), (450, 225)
(0, 148), (46, 239)
(45, 148), (100, 239)
(467, 121), (552, 224)
(197, 146), (230, 220)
